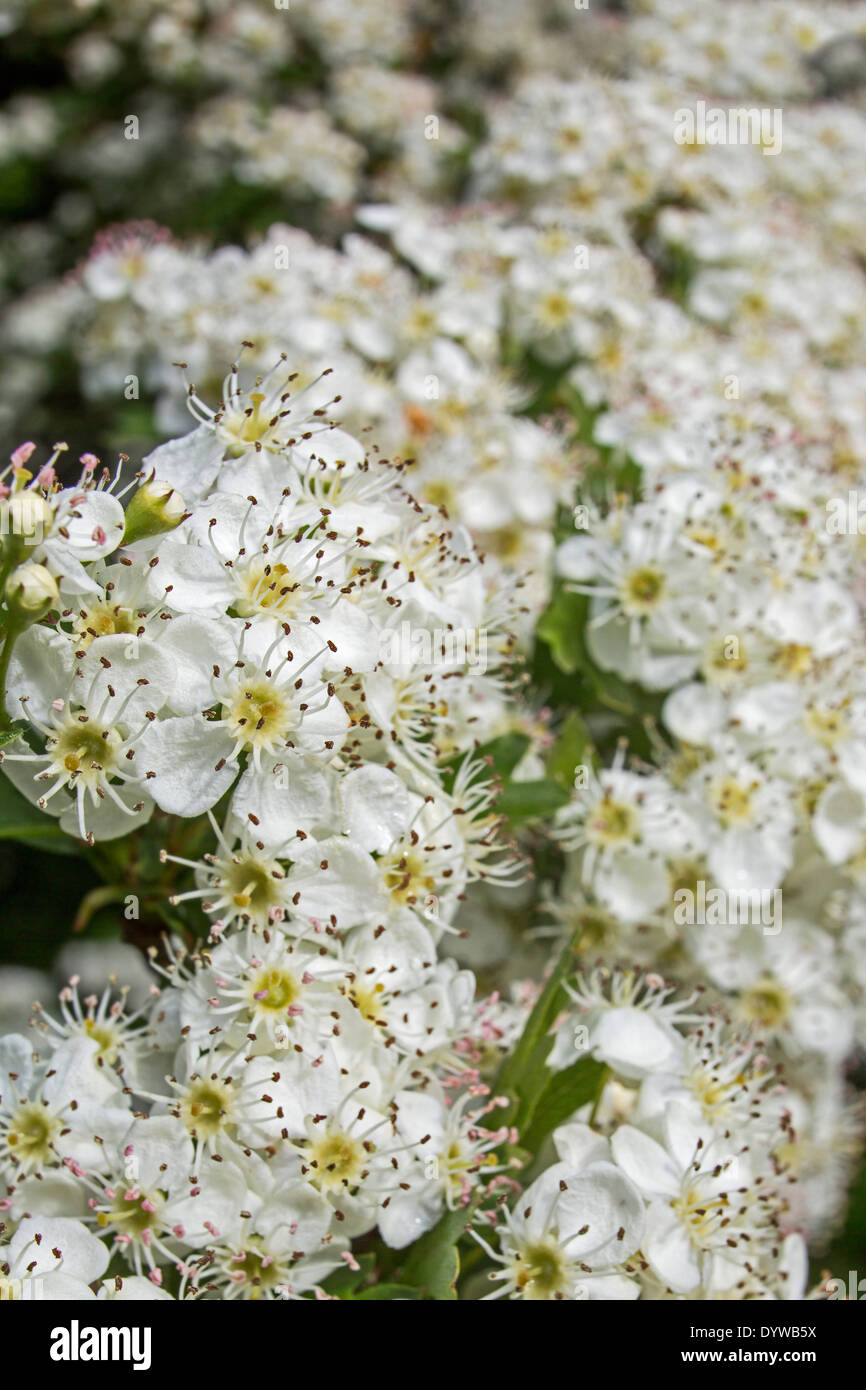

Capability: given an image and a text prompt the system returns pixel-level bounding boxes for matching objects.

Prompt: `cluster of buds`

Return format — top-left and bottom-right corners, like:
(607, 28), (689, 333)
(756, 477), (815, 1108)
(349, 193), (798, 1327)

(0, 441), (186, 731)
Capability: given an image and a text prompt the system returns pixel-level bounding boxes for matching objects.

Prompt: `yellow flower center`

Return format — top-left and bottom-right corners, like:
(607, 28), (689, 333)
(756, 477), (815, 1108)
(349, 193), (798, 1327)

(804, 705), (850, 747)
(234, 560), (298, 620)
(586, 798), (639, 847)
(83, 1017), (122, 1064)
(52, 720), (121, 786)
(307, 1130), (366, 1192)
(538, 291), (573, 329)
(510, 1239), (571, 1300)
(99, 1191), (163, 1239)
(671, 1186), (731, 1248)
(225, 1246), (285, 1297)
(179, 1077), (234, 1140)
(620, 566), (666, 616)
(224, 393), (280, 455)
(223, 854), (284, 917)
(249, 965), (301, 1014)
(708, 776), (755, 826)
(74, 603), (136, 650)
(347, 981), (386, 1023)
(6, 1102), (58, 1167)
(381, 849), (436, 906)
(222, 681), (292, 751)
(741, 977), (791, 1029)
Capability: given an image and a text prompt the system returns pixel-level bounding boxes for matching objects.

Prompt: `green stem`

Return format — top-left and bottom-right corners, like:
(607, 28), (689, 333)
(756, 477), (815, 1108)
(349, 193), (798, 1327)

(0, 617), (24, 731)
(72, 885), (130, 935)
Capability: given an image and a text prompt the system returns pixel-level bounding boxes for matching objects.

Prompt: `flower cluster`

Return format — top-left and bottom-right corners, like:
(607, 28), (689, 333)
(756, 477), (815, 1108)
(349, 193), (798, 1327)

(0, 0), (865, 1304)
(2, 950), (825, 1301)
(0, 362), (530, 1298)
(0, 946), (511, 1298)
(6, 215), (590, 626)
(0, 360), (520, 855)
(483, 970), (813, 1301)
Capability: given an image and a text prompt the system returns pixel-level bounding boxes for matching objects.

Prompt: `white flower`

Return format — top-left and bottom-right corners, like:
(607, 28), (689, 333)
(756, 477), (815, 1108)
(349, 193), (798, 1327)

(1, 1216), (109, 1300)
(550, 968), (698, 1082)
(185, 1183), (345, 1300)
(0, 1035), (129, 1181)
(478, 1125), (645, 1300)
(687, 921), (856, 1062)
(611, 1100), (785, 1296)
(81, 1116), (251, 1286)
(1, 643), (160, 841)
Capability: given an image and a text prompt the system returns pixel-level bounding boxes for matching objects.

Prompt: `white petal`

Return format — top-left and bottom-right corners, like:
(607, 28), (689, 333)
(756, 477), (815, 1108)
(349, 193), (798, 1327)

(339, 764), (411, 853)
(255, 1185), (334, 1253)
(730, 683), (800, 738)
(552, 1122), (610, 1172)
(142, 424), (223, 504)
(592, 1007), (680, 1080)
(230, 752), (334, 848)
(290, 837), (384, 925)
(156, 615), (238, 715)
(813, 780), (866, 864)
(10, 1216), (109, 1284)
(37, 1273), (99, 1300)
(295, 693), (350, 752)
(643, 1200), (701, 1293)
(137, 716), (237, 814)
(578, 1272), (641, 1300)
(557, 1160), (646, 1264)
(147, 540), (228, 612)
(57, 489), (125, 560)
(557, 535), (603, 581)
(121, 1115), (192, 1191)
(378, 1189), (444, 1249)
(322, 600), (380, 673)
(100, 1275), (175, 1301)
(6, 625), (75, 723)
(611, 1125), (681, 1198)
(184, 492), (253, 561)
(663, 683), (727, 746)
(709, 827), (789, 893)
(594, 849), (669, 923)
(290, 428), (366, 472)
(58, 789), (154, 842)
(0, 1033), (35, 1093)
(73, 635), (175, 719)
(41, 540), (99, 595)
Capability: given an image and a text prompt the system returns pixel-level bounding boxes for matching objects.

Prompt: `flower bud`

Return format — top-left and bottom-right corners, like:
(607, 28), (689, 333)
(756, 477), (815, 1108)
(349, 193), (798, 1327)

(5, 562), (59, 621)
(1, 492), (53, 546)
(122, 477), (187, 546)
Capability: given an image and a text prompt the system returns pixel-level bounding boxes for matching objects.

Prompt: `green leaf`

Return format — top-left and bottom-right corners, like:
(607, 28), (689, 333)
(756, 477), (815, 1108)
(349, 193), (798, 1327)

(440, 731), (530, 794)
(397, 1205), (474, 1300)
(352, 1284), (423, 1300)
(0, 773), (80, 856)
(533, 575), (667, 765)
(545, 711), (592, 788)
(536, 587), (588, 676)
(497, 778), (570, 825)
(0, 727), (24, 748)
(520, 1056), (607, 1154)
(473, 731), (531, 780)
(320, 1252), (376, 1297)
(494, 942), (577, 1133)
